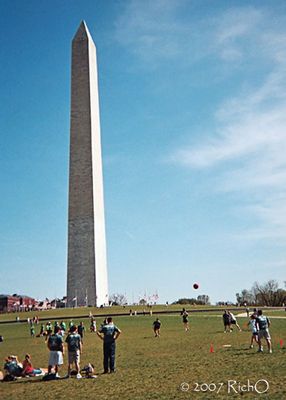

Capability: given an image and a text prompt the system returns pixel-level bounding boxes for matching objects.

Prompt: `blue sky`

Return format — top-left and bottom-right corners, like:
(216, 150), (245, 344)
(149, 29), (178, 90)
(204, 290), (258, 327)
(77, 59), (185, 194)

(0, 0), (285, 304)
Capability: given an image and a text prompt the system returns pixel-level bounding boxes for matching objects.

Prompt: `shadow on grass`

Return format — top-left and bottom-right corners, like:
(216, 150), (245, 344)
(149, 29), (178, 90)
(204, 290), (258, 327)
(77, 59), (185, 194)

(7, 376), (72, 385)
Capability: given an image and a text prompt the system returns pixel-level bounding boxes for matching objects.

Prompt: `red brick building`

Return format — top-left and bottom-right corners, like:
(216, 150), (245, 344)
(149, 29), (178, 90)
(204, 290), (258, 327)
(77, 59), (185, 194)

(0, 294), (36, 313)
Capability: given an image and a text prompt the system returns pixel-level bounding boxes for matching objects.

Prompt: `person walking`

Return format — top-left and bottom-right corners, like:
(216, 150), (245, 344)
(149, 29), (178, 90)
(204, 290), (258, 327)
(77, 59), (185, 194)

(248, 314), (259, 348)
(96, 317), (121, 373)
(255, 310), (272, 353)
(153, 318), (161, 337)
(181, 308), (189, 331)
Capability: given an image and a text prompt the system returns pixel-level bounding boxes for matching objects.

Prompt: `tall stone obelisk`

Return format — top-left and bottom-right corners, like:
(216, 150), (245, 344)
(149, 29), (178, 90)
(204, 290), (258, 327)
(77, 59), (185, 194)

(67, 21), (108, 307)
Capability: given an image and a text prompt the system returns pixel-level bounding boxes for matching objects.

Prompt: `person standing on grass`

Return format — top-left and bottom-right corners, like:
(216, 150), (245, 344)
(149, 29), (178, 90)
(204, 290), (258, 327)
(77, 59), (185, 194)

(248, 314), (259, 348)
(30, 324), (35, 337)
(60, 321), (66, 336)
(96, 317), (121, 373)
(65, 325), (82, 379)
(222, 310), (232, 333)
(228, 311), (242, 331)
(90, 317), (96, 332)
(47, 326), (64, 377)
(45, 321), (53, 341)
(153, 318), (161, 337)
(77, 322), (85, 342)
(181, 308), (189, 331)
(256, 310), (272, 353)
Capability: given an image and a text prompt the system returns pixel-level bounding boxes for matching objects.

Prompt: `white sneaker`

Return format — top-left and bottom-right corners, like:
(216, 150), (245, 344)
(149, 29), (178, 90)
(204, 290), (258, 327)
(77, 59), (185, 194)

(76, 373), (82, 379)
(269, 349), (272, 354)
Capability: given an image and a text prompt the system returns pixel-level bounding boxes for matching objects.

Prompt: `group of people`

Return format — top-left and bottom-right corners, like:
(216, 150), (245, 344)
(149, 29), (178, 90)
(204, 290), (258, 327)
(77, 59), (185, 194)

(247, 309), (272, 353)
(222, 310), (242, 332)
(3, 354), (46, 381)
(223, 308), (272, 353)
(1, 306), (275, 382)
(2, 316), (121, 381)
(46, 316), (121, 379)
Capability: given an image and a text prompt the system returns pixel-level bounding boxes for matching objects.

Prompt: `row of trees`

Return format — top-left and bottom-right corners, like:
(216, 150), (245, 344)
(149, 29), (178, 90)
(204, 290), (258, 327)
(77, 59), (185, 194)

(236, 280), (286, 307)
(173, 295), (210, 305)
(109, 280), (285, 307)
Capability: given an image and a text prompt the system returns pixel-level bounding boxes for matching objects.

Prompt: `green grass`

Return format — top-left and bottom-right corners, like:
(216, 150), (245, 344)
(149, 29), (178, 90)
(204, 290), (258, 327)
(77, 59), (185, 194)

(0, 304), (221, 322)
(0, 305), (284, 323)
(0, 312), (285, 399)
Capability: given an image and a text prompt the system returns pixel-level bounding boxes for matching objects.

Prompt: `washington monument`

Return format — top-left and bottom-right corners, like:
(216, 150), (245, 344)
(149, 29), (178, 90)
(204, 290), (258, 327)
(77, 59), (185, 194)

(67, 21), (108, 307)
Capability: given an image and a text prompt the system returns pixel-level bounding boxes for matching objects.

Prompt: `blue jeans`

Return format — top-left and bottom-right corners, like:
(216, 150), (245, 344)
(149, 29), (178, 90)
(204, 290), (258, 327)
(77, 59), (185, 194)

(103, 341), (116, 372)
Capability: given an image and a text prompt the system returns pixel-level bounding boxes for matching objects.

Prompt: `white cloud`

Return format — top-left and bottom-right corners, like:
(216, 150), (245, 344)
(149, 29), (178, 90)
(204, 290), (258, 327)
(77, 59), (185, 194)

(115, 0), (190, 64)
(115, 2), (286, 242)
(115, 2), (268, 68)
(164, 7), (286, 242)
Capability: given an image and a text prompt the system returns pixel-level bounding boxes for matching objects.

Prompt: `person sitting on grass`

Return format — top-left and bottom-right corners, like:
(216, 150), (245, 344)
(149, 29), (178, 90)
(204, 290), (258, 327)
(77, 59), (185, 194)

(81, 363), (97, 378)
(47, 325), (64, 378)
(22, 354), (46, 376)
(248, 315), (259, 348)
(3, 355), (23, 379)
(153, 318), (161, 337)
(65, 325), (82, 379)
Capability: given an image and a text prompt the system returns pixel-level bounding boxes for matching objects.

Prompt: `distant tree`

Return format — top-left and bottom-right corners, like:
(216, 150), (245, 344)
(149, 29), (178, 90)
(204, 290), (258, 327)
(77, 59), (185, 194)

(173, 298), (197, 305)
(236, 289), (255, 305)
(237, 280), (286, 307)
(252, 280), (286, 306)
(173, 296), (210, 305)
(197, 295), (210, 305)
(109, 293), (128, 306)
(139, 298), (147, 305)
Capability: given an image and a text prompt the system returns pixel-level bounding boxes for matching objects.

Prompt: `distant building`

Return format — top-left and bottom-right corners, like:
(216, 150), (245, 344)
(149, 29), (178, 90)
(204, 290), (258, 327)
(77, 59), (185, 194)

(0, 294), (36, 313)
(50, 298), (66, 309)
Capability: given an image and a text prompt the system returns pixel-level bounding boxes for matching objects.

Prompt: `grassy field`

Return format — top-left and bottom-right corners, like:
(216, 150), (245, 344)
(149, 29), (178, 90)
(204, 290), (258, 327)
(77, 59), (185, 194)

(0, 304), (221, 322)
(0, 310), (285, 399)
(0, 305), (284, 323)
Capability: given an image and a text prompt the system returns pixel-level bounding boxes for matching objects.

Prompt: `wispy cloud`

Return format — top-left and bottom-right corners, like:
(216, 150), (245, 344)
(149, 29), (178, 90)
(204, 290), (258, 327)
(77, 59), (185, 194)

(168, 8), (286, 241)
(115, 2), (267, 68)
(115, 2), (286, 242)
(115, 0), (190, 64)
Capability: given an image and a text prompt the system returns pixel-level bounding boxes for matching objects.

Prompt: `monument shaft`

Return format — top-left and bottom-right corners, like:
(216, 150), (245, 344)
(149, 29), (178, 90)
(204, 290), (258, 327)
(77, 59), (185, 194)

(67, 21), (108, 307)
